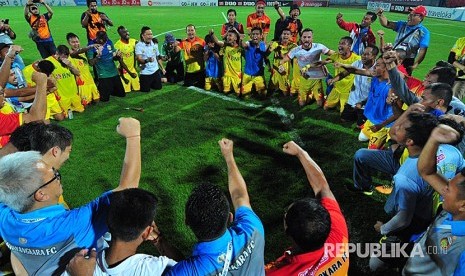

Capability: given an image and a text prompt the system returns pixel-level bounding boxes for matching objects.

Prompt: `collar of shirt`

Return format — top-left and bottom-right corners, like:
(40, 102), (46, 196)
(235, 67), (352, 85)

(445, 213), (465, 236)
(193, 229), (233, 256)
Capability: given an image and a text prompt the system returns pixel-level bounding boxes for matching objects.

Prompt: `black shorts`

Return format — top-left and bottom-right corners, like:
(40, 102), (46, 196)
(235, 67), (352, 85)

(183, 70), (205, 88)
(140, 70), (162, 92)
(98, 75), (125, 102)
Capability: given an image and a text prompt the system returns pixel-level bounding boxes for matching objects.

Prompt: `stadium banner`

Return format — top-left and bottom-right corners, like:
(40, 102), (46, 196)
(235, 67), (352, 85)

(367, 2), (465, 21)
(218, 0), (329, 7)
(102, 0), (140, 5)
(0, 0), (79, 6)
(140, 0), (180, 6)
(179, 0), (217, 6)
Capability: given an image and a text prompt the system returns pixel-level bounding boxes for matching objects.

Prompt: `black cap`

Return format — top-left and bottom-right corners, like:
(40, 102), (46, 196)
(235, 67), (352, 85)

(0, 43), (12, 51)
(290, 4), (300, 14)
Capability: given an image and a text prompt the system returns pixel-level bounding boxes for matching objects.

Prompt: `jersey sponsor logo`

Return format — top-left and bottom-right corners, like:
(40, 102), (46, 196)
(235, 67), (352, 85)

(55, 72), (73, 80)
(6, 241), (58, 256)
(437, 153), (446, 163)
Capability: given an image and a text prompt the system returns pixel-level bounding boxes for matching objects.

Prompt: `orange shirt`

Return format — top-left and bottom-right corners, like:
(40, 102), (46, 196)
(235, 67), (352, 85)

(179, 37), (206, 73)
(246, 13), (270, 35)
(29, 14), (52, 40)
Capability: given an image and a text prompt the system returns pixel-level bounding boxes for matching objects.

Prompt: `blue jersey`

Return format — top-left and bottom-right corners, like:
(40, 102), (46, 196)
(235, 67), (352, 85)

(244, 41), (266, 76)
(167, 206), (265, 276)
(0, 191), (112, 275)
(364, 77), (393, 127)
(205, 46), (222, 78)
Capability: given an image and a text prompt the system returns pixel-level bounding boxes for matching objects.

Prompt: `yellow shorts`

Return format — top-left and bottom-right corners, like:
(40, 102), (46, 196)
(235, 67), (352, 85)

(78, 84), (99, 105)
(59, 94), (85, 114)
(223, 75), (241, 94)
(121, 71), (140, 93)
(46, 93), (64, 120)
(270, 72), (290, 94)
(361, 120), (390, 150)
(298, 77), (323, 102)
(205, 77), (222, 91)
(325, 89), (350, 112)
(290, 59), (300, 94)
(242, 74), (266, 95)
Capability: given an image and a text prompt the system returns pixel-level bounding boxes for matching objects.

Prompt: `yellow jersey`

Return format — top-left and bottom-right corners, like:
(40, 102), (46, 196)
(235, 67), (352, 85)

(114, 38), (137, 73)
(221, 45), (242, 78)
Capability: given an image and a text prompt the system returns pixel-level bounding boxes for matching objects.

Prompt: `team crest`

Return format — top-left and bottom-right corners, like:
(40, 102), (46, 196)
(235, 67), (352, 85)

(19, 237), (27, 244)
(440, 236), (455, 251)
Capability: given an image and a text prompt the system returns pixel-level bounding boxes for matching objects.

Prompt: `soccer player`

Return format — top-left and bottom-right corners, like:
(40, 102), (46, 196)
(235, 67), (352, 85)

(242, 27), (267, 98)
(66, 32), (100, 105)
(246, 0), (271, 42)
(377, 6), (430, 75)
(179, 24), (206, 88)
(211, 29), (242, 95)
(135, 26), (165, 92)
(204, 34), (222, 92)
(281, 28), (334, 107)
(22, 59), (63, 121)
(166, 138), (265, 275)
(330, 45), (378, 128)
(267, 28), (297, 96)
(24, 0), (56, 58)
(88, 31), (127, 102)
(46, 45), (85, 117)
(335, 11), (377, 55)
(115, 26), (139, 93)
(221, 9), (244, 40)
(448, 36), (465, 100)
(266, 141), (349, 276)
(81, 0), (113, 42)
(359, 57), (399, 149)
(323, 36), (361, 112)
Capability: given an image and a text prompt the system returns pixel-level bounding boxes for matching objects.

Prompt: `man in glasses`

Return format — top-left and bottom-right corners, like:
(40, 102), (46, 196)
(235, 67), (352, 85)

(377, 5), (430, 75)
(23, 0), (56, 58)
(0, 117), (141, 275)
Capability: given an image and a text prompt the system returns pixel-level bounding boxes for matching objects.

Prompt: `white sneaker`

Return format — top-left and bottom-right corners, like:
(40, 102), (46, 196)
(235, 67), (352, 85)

(358, 131), (369, 142)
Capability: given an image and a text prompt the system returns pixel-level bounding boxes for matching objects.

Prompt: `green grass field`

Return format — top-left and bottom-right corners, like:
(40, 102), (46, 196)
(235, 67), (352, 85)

(2, 5), (464, 274)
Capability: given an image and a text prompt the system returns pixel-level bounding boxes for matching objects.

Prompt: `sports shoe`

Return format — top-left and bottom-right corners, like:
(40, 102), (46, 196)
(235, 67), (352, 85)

(358, 130), (369, 142)
(345, 183), (373, 196)
(375, 184), (393, 195)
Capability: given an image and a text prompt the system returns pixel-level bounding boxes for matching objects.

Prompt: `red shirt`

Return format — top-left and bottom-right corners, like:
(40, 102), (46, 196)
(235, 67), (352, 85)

(246, 13), (270, 35)
(0, 112), (22, 147)
(266, 198), (349, 276)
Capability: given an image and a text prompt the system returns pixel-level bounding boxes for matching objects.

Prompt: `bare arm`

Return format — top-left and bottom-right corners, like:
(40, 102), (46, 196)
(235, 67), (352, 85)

(41, 0), (54, 17)
(23, 71), (48, 123)
(61, 58), (80, 76)
(283, 141), (335, 200)
(219, 138), (251, 210)
(24, 0), (32, 21)
(413, 48), (427, 69)
(377, 8), (396, 30)
(273, 2), (285, 21)
(0, 46), (22, 88)
(418, 125), (460, 193)
(114, 118), (141, 191)
(81, 10), (91, 28)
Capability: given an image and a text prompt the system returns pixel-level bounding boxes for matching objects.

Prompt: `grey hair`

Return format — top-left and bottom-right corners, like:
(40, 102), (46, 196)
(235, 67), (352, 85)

(0, 151), (43, 212)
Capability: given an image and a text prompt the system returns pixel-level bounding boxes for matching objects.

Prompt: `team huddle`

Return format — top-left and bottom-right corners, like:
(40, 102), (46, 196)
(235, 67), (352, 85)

(1, 0), (465, 275)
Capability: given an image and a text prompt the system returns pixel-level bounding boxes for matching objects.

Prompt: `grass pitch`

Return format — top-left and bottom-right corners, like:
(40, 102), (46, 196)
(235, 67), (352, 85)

(2, 5), (464, 274)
